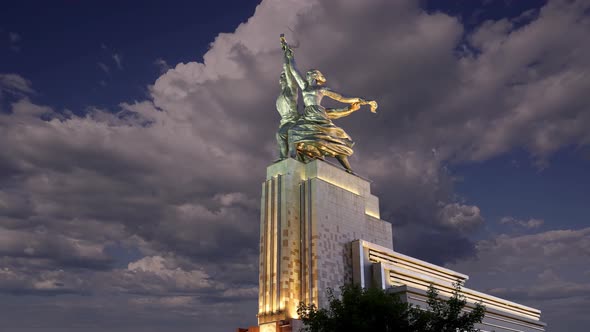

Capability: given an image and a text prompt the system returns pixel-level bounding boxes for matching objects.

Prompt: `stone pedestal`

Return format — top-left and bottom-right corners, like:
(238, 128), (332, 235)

(250, 158), (546, 332)
(257, 159), (392, 327)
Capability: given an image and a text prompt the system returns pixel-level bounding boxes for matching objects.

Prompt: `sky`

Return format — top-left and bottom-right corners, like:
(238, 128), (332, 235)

(0, 0), (589, 331)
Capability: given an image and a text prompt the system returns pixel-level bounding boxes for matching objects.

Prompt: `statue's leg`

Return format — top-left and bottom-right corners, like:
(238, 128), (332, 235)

(296, 148), (306, 162)
(293, 143), (303, 161)
(276, 128), (288, 160)
(285, 124), (297, 159)
(336, 155), (354, 174)
(287, 137), (298, 159)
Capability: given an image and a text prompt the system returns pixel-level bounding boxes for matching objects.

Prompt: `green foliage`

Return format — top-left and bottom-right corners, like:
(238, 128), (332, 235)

(297, 283), (485, 332)
(414, 284), (486, 332)
(297, 284), (412, 332)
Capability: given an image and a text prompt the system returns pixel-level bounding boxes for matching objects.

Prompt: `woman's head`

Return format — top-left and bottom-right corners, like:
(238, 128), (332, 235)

(306, 69), (326, 85)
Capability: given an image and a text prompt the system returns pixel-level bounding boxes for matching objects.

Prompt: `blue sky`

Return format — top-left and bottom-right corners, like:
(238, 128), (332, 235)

(453, 147), (590, 232)
(1, 0), (589, 331)
(1, 1), (260, 111)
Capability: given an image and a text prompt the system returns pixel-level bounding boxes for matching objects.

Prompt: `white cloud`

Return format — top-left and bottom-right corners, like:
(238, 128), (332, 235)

(97, 62), (110, 74)
(438, 202), (484, 232)
(0, 73), (34, 96)
(126, 255), (212, 291)
(112, 53), (123, 69)
(213, 192), (257, 209)
(500, 216), (544, 229)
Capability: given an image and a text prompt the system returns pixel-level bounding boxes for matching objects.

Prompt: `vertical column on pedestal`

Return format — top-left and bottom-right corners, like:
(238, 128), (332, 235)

(259, 182), (264, 315)
(259, 175), (283, 316)
(274, 175), (281, 312)
(279, 168), (303, 319)
(299, 179), (307, 306)
(299, 178), (316, 308)
(259, 181), (268, 315)
(259, 158), (307, 325)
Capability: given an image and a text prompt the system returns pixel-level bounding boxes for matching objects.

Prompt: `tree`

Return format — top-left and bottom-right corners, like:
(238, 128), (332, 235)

(297, 284), (412, 332)
(297, 283), (485, 332)
(412, 284), (485, 332)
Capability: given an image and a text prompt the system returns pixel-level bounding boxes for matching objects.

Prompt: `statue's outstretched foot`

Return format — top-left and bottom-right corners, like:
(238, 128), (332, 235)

(336, 155), (355, 175)
(273, 158), (287, 163)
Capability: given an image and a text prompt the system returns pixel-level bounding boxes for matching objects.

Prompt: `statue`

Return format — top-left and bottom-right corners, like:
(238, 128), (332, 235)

(280, 34), (377, 174)
(275, 49), (300, 161)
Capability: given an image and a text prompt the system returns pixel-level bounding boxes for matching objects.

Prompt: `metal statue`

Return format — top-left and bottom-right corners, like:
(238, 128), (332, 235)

(275, 51), (300, 161)
(280, 34), (377, 174)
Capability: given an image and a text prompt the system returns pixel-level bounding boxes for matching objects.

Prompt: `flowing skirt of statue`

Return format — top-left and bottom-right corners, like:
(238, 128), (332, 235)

(289, 105), (354, 159)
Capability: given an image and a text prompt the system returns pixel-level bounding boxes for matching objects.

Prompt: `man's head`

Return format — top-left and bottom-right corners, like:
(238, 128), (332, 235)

(279, 71), (288, 88)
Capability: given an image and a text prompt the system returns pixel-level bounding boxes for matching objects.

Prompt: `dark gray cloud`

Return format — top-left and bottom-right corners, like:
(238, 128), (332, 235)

(0, 227), (113, 270)
(1, 0), (589, 330)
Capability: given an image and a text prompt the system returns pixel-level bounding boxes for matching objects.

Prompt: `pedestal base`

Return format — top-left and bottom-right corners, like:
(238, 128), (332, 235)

(258, 158), (393, 324)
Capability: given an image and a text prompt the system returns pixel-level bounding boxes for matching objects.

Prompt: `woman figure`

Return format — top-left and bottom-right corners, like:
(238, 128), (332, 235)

(282, 40), (377, 174)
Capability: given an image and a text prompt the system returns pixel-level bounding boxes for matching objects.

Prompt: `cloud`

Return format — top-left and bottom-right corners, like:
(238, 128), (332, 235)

(1, 0), (590, 330)
(154, 58), (170, 74)
(500, 216), (544, 229)
(0, 73), (35, 96)
(120, 255), (213, 294)
(128, 295), (195, 307)
(9, 32), (20, 43)
(112, 53), (123, 69)
(0, 227), (113, 270)
(97, 62), (110, 74)
(449, 0), (590, 162)
(0, 267), (88, 295)
(448, 228), (590, 331)
(6, 31), (21, 52)
(438, 203), (484, 232)
(99, 44), (122, 70)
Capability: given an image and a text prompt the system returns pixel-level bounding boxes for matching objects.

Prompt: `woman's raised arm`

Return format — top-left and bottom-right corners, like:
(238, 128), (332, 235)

(322, 89), (364, 104)
(323, 89), (379, 113)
